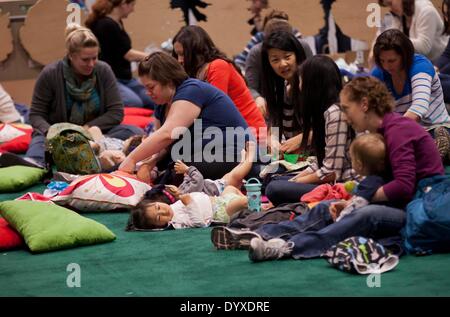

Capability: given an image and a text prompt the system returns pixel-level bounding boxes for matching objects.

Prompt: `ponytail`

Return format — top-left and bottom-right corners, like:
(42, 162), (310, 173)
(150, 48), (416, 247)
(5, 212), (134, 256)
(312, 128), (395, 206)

(65, 23), (99, 54)
(85, 0), (133, 27)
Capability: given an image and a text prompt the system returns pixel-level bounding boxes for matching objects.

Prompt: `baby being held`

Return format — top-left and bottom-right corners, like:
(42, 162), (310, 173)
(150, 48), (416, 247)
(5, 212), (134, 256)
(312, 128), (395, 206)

(330, 133), (386, 222)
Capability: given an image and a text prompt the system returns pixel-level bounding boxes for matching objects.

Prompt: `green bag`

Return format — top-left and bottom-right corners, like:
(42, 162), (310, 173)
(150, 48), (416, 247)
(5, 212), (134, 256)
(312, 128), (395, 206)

(46, 123), (101, 175)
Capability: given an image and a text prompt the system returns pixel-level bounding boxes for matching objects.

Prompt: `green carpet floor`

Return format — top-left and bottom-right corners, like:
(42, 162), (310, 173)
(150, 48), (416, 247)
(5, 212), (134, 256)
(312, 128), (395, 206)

(1, 184), (450, 297)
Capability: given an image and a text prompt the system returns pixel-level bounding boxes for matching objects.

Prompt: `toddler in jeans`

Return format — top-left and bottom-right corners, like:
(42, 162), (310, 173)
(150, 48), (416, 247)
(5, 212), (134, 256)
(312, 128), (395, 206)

(330, 133), (386, 222)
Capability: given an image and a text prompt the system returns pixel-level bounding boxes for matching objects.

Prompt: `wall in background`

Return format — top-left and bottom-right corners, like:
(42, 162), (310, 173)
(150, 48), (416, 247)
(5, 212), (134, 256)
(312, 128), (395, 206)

(0, 0), (444, 105)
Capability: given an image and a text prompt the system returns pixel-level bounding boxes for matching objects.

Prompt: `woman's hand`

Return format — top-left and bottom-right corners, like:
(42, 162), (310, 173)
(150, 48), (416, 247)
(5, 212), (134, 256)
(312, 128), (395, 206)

(165, 185), (181, 200)
(434, 65), (440, 74)
(118, 156), (137, 174)
(280, 135), (302, 154)
(255, 96), (267, 118)
(267, 135), (282, 160)
(135, 158), (157, 184)
(288, 169), (313, 182)
(404, 111), (421, 122)
(99, 150), (126, 170)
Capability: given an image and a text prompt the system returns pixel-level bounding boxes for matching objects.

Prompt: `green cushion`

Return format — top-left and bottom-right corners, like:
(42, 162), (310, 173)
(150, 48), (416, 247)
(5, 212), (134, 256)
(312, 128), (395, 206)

(0, 166), (46, 193)
(0, 200), (116, 252)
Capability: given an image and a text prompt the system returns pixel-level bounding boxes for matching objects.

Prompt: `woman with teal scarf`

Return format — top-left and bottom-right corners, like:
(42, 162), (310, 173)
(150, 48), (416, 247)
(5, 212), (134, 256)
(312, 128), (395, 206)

(22, 24), (144, 168)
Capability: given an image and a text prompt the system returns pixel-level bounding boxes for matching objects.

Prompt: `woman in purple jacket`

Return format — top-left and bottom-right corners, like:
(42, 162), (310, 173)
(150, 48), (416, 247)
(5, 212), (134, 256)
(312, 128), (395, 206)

(211, 76), (445, 262)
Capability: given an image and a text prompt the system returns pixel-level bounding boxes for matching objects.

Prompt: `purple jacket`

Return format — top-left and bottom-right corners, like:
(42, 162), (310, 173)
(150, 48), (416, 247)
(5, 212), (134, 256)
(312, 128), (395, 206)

(379, 112), (444, 207)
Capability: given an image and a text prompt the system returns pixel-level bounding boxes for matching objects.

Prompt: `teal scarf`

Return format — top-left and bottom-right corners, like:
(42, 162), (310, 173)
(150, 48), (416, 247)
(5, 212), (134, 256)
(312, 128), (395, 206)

(63, 57), (100, 125)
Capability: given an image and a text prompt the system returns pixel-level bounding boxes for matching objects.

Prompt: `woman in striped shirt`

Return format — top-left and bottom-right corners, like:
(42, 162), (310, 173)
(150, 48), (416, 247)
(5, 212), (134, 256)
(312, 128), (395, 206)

(264, 55), (356, 206)
(371, 29), (450, 161)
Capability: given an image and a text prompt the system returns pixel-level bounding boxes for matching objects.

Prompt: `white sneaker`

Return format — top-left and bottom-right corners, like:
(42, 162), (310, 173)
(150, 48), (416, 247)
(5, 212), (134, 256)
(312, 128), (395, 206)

(248, 237), (294, 262)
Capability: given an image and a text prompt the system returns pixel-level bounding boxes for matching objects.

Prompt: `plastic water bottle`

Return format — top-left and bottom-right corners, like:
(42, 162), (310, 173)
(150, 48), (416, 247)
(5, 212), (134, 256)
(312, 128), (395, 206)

(244, 178), (262, 212)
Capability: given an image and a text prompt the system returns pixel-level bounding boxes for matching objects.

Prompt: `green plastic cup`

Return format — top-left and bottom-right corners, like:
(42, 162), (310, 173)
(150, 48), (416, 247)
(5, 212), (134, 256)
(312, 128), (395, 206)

(283, 153), (299, 164)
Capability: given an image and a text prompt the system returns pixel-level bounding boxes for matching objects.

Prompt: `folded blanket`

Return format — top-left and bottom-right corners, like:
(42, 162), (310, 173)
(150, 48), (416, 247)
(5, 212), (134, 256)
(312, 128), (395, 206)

(301, 183), (351, 203)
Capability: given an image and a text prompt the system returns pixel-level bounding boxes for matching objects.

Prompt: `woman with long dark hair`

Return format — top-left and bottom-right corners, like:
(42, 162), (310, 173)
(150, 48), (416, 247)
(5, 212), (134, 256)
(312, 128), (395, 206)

(260, 30), (307, 154)
(264, 55), (355, 206)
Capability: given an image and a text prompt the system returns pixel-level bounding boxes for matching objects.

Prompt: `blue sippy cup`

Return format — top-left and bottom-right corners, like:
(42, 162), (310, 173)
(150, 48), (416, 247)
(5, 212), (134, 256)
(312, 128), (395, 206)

(244, 178), (262, 212)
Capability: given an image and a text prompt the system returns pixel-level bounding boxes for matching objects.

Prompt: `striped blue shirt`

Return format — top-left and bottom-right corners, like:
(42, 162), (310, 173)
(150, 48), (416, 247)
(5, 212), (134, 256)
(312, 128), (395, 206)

(372, 54), (450, 128)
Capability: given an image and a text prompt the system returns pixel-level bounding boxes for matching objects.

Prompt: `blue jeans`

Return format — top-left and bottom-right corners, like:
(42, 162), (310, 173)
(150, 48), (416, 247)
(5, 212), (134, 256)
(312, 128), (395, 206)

(117, 78), (156, 109)
(26, 124), (144, 166)
(255, 201), (406, 259)
(265, 175), (318, 205)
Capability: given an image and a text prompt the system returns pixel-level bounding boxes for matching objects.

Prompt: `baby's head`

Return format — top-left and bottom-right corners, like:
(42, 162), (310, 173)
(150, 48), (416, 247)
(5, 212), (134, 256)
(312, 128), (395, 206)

(126, 184), (178, 230)
(128, 200), (174, 230)
(350, 133), (386, 176)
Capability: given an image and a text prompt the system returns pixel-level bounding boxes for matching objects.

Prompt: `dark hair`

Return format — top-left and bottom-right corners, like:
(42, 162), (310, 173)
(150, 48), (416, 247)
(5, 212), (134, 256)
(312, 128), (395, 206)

(341, 76), (395, 117)
(373, 29), (415, 72)
(443, 0), (450, 35)
(402, 0), (415, 16)
(85, 0), (135, 27)
(138, 52), (188, 87)
(172, 25), (242, 78)
(377, 0), (415, 16)
(126, 184), (177, 231)
(350, 133), (386, 175)
(261, 31), (307, 136)
(126, 200), (153, 230)
(144, 184), (177, 203)
(298, 55), (343, 167)
(123, 135), (144, 156)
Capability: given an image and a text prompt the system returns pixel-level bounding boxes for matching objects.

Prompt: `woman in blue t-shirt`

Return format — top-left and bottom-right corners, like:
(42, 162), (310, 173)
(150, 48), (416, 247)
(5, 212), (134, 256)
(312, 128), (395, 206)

(119, 52), (254, 180)
(371, 29), (450, 161)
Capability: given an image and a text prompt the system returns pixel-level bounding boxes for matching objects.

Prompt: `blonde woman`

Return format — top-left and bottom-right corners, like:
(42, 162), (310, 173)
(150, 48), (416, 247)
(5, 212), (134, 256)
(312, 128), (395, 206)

(22, 24), (143, 168)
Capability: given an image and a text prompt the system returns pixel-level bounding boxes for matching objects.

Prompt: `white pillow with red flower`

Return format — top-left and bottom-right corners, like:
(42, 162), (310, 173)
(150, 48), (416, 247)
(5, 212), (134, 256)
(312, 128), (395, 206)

(0, 123), (32, 153)
(52, 172), (151, 212)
